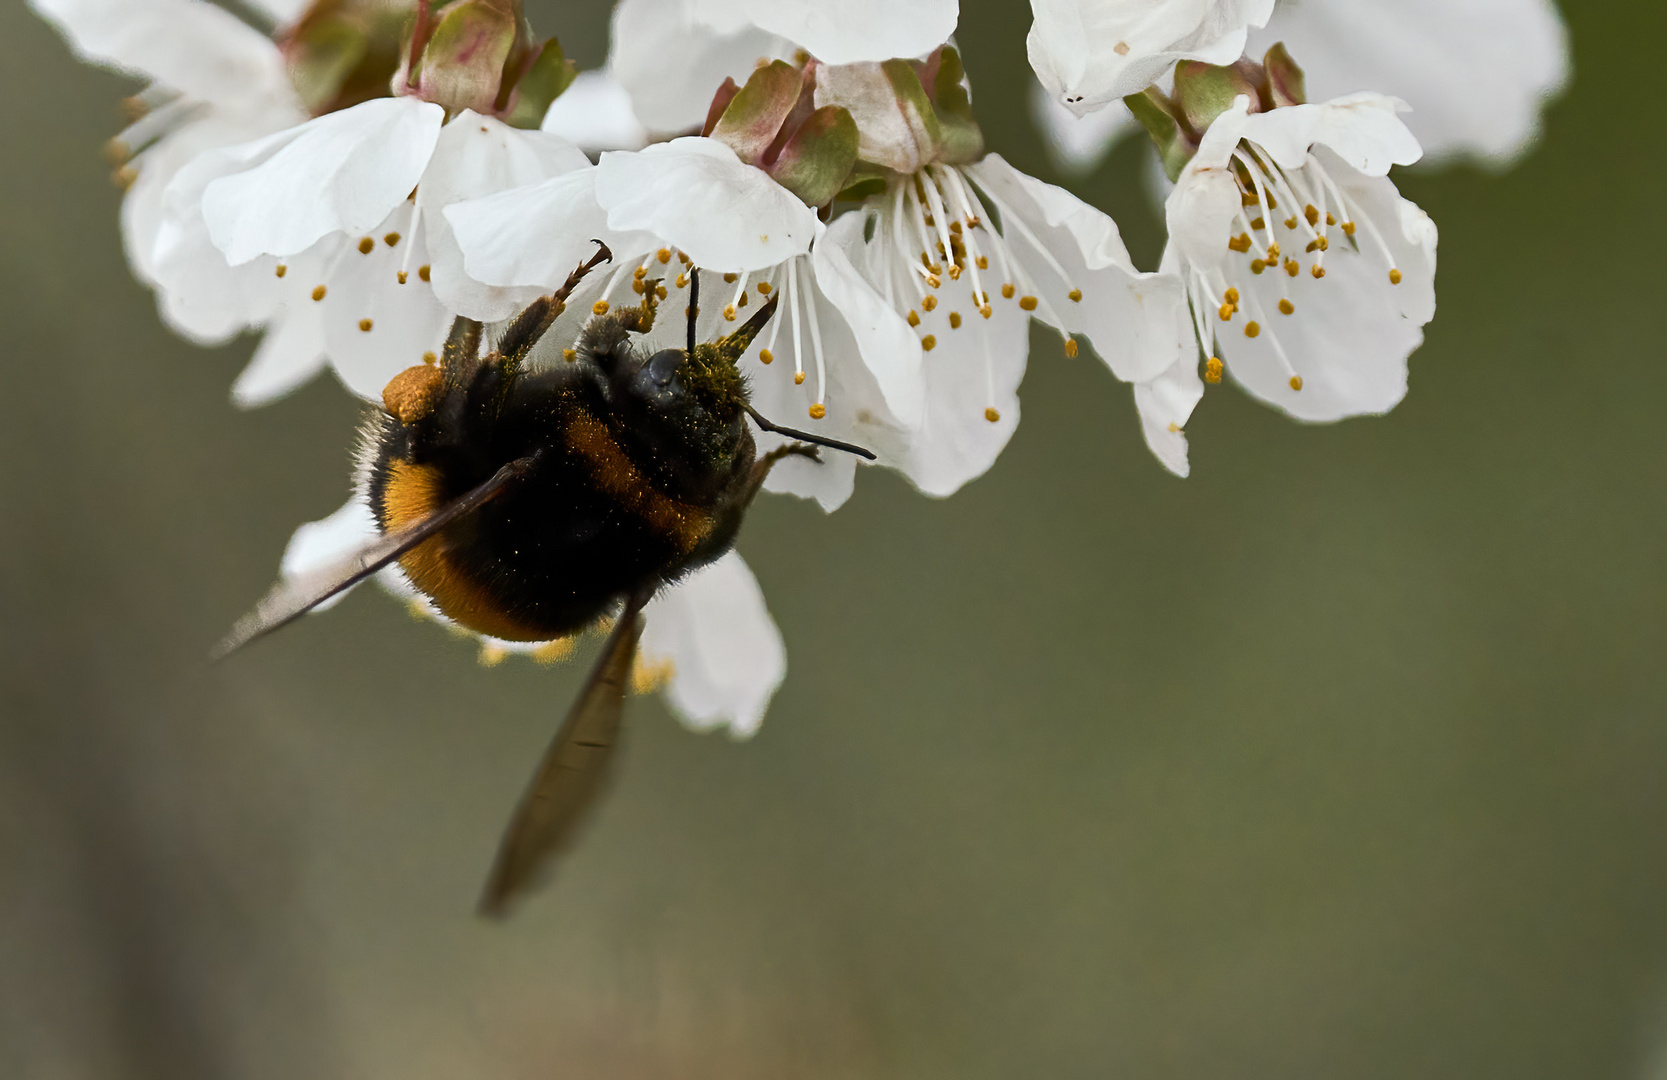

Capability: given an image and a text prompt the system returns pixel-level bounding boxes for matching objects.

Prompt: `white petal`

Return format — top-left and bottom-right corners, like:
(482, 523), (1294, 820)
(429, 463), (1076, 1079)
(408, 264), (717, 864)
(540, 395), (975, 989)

(596, 139), (817, 273)
(966, 154), (1190, 385)
(445, 168), (655, 290)
(1237, 93), (1423, 177)
(813, 62), (931, 175)
(417, 112), (592, 322)
(1216, 152), (1437, 421)
(1131, 328), (1204, 478)
(242, 0), (309, 29)
(202, 97), (445, 265)
(608, 0), (793, 133)
(1248, 0), (1569, 165)
(231, 304), (327, 407)
(316, 203), (452, 401)
(541, 71), (649, 152)
(1166, 159), (1244, 269)
(814, 215), (925, 426)
(690, 0), (958, 64)
(279, 497), (379, 613)
(640, 551), (786, 738)
(1027, 0), (1275, 115)
(30, 0), (295, 104)
(1030, 78), (1137, 174)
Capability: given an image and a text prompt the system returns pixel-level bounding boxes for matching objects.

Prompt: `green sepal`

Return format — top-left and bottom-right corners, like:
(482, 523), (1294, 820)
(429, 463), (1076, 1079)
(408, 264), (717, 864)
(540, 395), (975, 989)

(1124, 89), (1194, 182)
(767, 105), (859, 208)
(1172, 60), (1261, 134)
(836, 174), (889, 203)
(286, 18), (367, 114)
(931, 46), (975, 124)
(418, 0), (518, 116)
(503, 37), (577, 128)
(880, 58), (944, 161)
(1263, 42), (1307, 108)
(712, 60), (803, 163)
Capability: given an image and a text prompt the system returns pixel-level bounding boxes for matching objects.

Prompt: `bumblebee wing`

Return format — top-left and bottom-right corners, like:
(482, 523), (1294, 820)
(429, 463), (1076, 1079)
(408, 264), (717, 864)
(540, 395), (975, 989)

(212, 454), (540, 659)
(478, 591), (650, 918)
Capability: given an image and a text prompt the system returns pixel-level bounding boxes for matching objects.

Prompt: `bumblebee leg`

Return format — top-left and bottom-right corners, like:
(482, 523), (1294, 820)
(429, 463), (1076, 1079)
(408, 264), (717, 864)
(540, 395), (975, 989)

(497, 242), (614, 367)
(741, 442), (820, 505)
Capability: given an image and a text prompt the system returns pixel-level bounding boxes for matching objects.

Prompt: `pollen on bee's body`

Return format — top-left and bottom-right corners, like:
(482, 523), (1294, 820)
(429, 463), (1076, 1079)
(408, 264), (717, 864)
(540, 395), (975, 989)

(532, 637), (576, 664)
(563, 348), (577, 362)
(478, 644), (507, 667)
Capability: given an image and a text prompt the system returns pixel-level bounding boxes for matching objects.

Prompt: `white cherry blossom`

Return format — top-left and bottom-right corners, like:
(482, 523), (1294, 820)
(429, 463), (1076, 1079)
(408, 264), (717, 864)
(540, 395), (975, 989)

(1248, 0), (1570, 166)
(1147, 92), (1437, 472)
(1028, 0), (1275, 117)
(280, 498), (786, 737)
(156, 99), (592, 400)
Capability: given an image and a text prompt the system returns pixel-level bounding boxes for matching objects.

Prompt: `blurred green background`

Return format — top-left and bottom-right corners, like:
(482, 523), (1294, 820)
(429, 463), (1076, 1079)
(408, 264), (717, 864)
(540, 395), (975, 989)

(4, 1), (1666, 1077)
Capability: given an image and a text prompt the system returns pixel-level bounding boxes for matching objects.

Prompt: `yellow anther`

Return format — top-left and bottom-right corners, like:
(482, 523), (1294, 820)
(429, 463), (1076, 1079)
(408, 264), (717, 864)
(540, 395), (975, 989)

(532, 637), (575, 664)
(921, 335), (937, 351)
(358, 318), (373, 332)
(723, 272), (738, 283)
(1284, 216), (1298, 230)
(397, 270), (408, 284)
(657, 248), (672, 263)
(984, 407), (1001, 423)
(1063, 339), (1078, 358)
(384, 232), (401, 247)
(1278, 298), (1294, 315)
(907, 310), (920, 327)
(979, 305), (993, 319)
(1068, 288), (1082, 302)
(274, 264), (287, 278)
(675, 272), (688, 288)
(1218, 303), (1235, 321)
(418, 264), (431, 282)
(950, 219), (963, 234)
(794, 371), (806, 385)
(976, 255), (988, 269)
(1250, 217), (1266, 230)
(949, 311), (962, 329)
(759, 349), (774, 365)
(1289, 375), (1303, 391)
(927, 275), (941, 289)
(1168, 422), (1181, 433)
(1228, 233), (1252, 253)
(563, 348), (577, 362)
(311, 285), (327, 301)
(1205, 356), (1223, 384)
(1304, 204), (1319, 227)
(631, 278), (646, 295)
(947, 264), (962, 280)
(808, 403), (826, 420)
(1241, 192), (1259, 207)
(1019, 296), (1038, 312)
(678, 251), (691, 265)
(656, 284), (667, 300)
(1001, 283), (1016, 299)
(758, 281), (772, 294)
(1389, 268), (1403, 285)
(592, 300), (610, 315)
(422, 351), (437, 365)
(1224, 287), (1240, 304)
(1284, 259), (1299, 277)
(723, 304), (737, 321)
(1326, 213), (1336, 226)
(633, 265), (647, 279)
(1244, 321), (1261, 338)
(630, 657), (675, 695)
(358, 236), (374, 254)
(1306, 236), (1328, 253)
(1312, 264), (1326, 279)
(1266, 193), (1278, 209)
(1342, 222), (1357, 236)
(922, 295), (938, 312)
(1251, 259), (1267, 275)
(1265, 242), (1280, 259)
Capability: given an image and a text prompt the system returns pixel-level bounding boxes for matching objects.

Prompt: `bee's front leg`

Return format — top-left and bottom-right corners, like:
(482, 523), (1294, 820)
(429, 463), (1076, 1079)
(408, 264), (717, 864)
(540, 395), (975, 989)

(742, 442), (820, 504)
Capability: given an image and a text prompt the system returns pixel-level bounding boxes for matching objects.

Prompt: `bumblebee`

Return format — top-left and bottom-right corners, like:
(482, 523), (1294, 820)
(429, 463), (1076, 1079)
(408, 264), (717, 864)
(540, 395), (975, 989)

(217, 244), (870, 915)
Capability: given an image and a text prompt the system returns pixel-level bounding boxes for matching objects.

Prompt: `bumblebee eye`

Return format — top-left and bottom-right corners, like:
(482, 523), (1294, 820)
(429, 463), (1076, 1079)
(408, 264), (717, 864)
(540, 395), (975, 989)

(645, 349), (684, 388)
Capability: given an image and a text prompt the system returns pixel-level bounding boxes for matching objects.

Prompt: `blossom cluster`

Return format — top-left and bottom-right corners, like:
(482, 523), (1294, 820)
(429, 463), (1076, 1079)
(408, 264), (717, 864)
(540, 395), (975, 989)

(33, 0), (1568, 732)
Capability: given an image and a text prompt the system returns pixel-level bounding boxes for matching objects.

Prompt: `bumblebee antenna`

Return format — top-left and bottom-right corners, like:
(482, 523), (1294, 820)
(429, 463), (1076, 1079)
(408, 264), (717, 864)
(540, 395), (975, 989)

(686, 267), (699, 357)
(742, 403), (877, 460)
